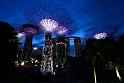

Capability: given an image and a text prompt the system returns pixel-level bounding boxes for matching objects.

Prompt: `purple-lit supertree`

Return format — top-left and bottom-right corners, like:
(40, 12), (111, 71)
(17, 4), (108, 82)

(20, 24), (39, 61)
(84, 24), (119, 39)
(24, 3), (77, 34)
(24, 3), (77, 74)
(40, 19), (58, 74)
(54, 26), (68, 68)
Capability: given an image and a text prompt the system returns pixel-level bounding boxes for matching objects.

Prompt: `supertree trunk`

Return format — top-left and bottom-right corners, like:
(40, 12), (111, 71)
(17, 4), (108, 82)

(41, 32), (54, 74)
(22, 37), (32, 61)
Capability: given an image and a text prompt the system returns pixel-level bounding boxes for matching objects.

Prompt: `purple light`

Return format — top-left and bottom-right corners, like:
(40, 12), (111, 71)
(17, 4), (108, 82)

(40, 19), (58, 33)
(24, 3), (77, 35)
(23, 27), (38, 36)
(55, 26), (68, 36)
(94, 32), (107, 39)
(21, 24), (39, 37)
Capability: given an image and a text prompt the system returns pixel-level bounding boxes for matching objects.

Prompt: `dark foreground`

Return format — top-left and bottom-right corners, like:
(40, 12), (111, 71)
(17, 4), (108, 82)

(0, 66), (124, 83)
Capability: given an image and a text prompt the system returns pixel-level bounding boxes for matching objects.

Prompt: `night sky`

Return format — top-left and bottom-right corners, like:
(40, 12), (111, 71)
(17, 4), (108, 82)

(0, 0), (124, 55)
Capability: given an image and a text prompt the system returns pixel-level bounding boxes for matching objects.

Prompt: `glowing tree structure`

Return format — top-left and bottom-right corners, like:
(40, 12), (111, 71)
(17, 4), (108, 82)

(24, 3), (77, 74)
(94, 32), (107, 39)
(54, 26), (68, 68)
(21, 24), (39, 61)
(24, 3), (77, 34)
(40, 19), (58, 74)
(84, 24), (119, 39)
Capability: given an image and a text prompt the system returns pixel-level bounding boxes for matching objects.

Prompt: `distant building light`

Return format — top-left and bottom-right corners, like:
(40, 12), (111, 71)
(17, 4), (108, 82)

(21, 61), (24, 66)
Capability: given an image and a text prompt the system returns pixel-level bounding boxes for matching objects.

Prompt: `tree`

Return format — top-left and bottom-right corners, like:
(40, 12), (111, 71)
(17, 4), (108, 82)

(0, 21), (19, 78)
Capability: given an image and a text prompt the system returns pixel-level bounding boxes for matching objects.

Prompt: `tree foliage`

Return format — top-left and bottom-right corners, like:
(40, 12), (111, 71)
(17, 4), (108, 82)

(0, 21), (19, 78)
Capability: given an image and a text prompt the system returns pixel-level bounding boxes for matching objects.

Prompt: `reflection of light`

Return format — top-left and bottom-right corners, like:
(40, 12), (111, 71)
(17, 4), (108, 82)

(94, 67), (97, 83)
(115, 66), (122, 81)
(94, 33), (107, 39)
(21, 61), (24, 66)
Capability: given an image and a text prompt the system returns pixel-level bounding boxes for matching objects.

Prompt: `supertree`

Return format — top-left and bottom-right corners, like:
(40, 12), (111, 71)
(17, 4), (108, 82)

(84, 24), (119, 39)
(54, 26), (68, 69)
(40, 19), (58, 74)
(94, 32), (107, 39)
(20, 24), (39, 62)
(24, 3), (77, 34)
(24, 3), (77, 74)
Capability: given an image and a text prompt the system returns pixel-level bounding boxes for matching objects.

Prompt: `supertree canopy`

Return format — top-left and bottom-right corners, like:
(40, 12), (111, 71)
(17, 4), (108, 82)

(21, 24), (39, 61)
(21, 24), (39, 37)
(24, 3), (77, 34)
(94, 32), (107, 39)
(84, 24), (119, 39)
(40, 19), (58, 33)
(54, 26), (68, 37)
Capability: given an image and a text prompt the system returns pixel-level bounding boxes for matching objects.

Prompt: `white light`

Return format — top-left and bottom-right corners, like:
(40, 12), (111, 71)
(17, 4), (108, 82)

(94, 33), (107, 39)
(21, 61), (24, 66)
(16, 32), (25, 38)
(56, 26), (68, 36)
(40, 19), (58, 32)
(33, 47), (38, 50)
(115, 66), (122, 81)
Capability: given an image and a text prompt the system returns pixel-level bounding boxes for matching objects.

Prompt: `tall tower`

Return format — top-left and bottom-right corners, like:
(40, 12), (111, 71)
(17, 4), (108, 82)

(21, 24), (39, 61)
(74, 37), (82, 57)
(40, 19), (58, 74)
(54, 26), (68, 68)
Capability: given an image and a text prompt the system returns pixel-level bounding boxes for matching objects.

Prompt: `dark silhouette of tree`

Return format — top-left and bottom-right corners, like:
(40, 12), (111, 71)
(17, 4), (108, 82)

(116, 34), (124, 66)
(84, 36), (117, 83)
(0, 21), (19, 79)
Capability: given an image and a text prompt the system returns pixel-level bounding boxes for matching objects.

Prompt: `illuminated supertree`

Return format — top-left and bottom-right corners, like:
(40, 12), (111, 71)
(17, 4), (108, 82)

(40, 19), (58, 74)
(54, 26), (68, 69)
(84, 24), (119, 39)
(24, 3), (77, 34)
(20, 24), (39, 61)
(24, 3), (77, 74)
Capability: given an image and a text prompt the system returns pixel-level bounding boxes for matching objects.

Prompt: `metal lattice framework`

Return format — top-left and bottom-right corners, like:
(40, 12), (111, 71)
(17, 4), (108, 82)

(40, 19), (58, 74)
(24, 3), (77, 74)
(40, 19), (58, 33)
(24, 3), (77, 34)
(84, 24), (119, 39)
(21, 24), (39, 37)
